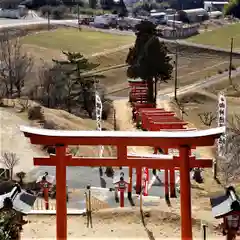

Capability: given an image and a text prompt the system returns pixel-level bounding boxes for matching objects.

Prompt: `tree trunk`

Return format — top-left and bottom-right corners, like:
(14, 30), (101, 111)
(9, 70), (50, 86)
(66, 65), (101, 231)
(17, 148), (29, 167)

(66, 96), (71, 113)
(17, 87), (21, 98)
(147, 78), (154, 104)
(19, 177), (23, 186)
(154, 78), (157, 105)
(10, 168), (13, 180)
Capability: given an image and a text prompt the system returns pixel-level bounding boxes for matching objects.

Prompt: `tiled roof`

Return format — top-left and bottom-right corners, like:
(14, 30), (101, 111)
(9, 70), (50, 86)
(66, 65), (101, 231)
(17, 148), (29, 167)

(210, 187), (240, 218)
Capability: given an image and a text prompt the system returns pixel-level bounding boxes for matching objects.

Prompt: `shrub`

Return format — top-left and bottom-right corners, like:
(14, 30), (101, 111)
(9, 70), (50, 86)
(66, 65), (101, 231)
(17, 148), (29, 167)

(51, 5), (67, 19)
(28, 106), (44, 120)
(43, 120), (58, 129)
(0, 208), (23, 240)
(39, 5), (52, 16)
(39, 5), (67, 19)
(231, 65), (236, 70)
(74, 7), (110, 16)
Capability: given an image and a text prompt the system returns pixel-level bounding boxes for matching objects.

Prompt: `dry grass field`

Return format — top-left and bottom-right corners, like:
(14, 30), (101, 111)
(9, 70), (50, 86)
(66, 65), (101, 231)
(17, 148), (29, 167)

(22, 28), (134, 56)
(20, 27), (240, 97)
(174, 75), (240, 130)
(188, 23), (240, 50)
(22, 204), (223, 239)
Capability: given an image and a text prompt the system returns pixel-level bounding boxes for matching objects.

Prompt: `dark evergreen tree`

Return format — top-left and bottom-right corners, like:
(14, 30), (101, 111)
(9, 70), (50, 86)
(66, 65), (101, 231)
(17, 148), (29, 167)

(224, 0), (240, 18)
(88, 0), (97, 9)
(100, 0), (114, 10)
(52, 51), (103, 117)
(126, 20), (173, 104)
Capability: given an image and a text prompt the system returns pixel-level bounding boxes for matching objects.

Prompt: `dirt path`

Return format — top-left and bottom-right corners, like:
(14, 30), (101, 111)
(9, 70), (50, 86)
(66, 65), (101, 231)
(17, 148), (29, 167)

(22, 206), (223, 239)
(0, 107), (46, 179)
(158, 67), (240, 98)
(113, 99), (153, 155)
(87, 44), (131, 58)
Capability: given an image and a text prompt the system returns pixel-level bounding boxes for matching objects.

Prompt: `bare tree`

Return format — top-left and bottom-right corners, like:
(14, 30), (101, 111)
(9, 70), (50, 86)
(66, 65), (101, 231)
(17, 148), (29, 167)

(172, 99), (188, 120)
(198, 112), (217, 127)
(38, 62), (57, 108)
(0, 151), (19, 180)
(0, 31), (33, 98)
(217, 115), (240, 186)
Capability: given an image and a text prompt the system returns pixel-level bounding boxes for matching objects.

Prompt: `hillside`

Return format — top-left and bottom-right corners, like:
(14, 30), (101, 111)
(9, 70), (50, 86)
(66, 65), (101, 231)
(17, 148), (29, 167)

(0, 99), (115, 181)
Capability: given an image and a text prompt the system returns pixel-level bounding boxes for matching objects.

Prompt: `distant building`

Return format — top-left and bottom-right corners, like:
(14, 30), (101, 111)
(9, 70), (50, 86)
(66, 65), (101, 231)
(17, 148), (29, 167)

(204, 1), (229, 12)
(178, 8), (209, 23)
(149, 12), (167, 24)
(209, 10), (223, 18)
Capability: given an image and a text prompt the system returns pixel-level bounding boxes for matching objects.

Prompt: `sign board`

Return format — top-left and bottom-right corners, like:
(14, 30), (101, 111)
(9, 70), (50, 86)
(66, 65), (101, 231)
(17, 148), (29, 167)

(95, 90), (104, 158)
(217, 93), (227, 157)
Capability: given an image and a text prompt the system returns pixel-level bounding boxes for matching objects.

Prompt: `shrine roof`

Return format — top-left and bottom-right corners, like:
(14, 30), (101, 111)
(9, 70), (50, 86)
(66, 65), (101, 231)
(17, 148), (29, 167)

(210, 188), (240, 218)
(0, 184), (37, 214)
(20, 125), (225, 138)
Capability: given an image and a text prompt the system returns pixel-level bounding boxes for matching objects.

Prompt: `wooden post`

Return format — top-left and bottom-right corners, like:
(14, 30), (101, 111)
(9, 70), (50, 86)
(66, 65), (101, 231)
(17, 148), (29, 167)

(179, 146), (192, 240)
(84, 192), (89, 227)
(56, 145), (67, 240)
(140, 189), (143, 212)
(170, 170), (176, 198)
(128, 167), (132, 199)
(228, 37), (233, 85)
(164, 168), (169, 199)
(163, 148), (169, 200)
(167, 147), (176, 198)
(202, 222), (207, 240)
(87, 185), (93, 228)
(136, 167), (142, 194)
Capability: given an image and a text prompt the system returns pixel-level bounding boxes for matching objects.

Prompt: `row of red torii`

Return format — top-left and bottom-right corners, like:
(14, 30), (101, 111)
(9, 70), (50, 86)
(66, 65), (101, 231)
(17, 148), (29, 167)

(20, 80), (223, 240)
(129, 80), (199, 199)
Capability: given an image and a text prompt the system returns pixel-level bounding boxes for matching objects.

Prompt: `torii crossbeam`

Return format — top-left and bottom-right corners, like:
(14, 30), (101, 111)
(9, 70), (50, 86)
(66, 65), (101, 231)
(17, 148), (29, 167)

(20, 126), (225, 240)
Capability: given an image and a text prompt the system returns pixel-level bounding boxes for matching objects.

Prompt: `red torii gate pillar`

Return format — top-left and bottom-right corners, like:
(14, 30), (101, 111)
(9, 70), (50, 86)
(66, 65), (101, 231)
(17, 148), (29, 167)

(56, 145), (67, 239)
(148, 117), (188, 199)
(20, 125), (225, 240)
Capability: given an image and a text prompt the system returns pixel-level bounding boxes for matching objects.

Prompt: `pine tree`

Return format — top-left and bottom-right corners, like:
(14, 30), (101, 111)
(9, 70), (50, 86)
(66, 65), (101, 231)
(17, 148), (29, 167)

(126, 20), (173, 104)
(52, 51), (102, 116)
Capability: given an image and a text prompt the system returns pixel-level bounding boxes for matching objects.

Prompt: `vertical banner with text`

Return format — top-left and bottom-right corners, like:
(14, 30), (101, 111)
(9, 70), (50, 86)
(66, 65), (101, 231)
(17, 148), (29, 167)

(217, 92), (227, 157)
(95, 91), (104, 158)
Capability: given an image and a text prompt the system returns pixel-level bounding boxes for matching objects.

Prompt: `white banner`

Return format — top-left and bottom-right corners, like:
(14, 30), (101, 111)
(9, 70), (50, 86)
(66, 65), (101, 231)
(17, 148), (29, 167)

(217, 92), (227, 157)
(95, 91), (104, 157)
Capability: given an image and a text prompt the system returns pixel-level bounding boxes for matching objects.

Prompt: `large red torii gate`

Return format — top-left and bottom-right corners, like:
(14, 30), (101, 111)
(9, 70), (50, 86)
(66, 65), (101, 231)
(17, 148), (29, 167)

(20, 125), (225, 240)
